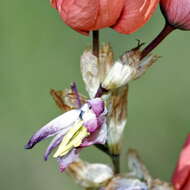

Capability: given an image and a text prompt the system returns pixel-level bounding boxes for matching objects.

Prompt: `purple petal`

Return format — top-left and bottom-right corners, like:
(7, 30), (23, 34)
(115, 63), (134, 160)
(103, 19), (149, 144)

(84, 117), (99, 133)
(25, 109), (80, 149)
(88, 98), (105, 116)
(57, 148), (80, 172)
(80, 123), (107, 147)
(44, 129), (66, 161)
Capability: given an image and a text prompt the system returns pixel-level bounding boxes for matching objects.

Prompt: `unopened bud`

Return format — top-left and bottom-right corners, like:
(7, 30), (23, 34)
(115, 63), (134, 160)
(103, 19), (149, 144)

(67, 159), (113, 188)
(161, 0), (190, 31)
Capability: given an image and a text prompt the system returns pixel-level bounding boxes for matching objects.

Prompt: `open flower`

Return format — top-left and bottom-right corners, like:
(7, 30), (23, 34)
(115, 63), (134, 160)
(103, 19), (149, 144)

(25, 98), (107, 171)
(51, 0), (159, 35)
(172, 134), (190, 190)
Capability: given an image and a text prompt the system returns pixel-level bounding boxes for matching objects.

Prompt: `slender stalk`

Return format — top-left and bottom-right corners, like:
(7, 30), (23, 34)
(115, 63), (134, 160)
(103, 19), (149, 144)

(94, 144), (110, 156)
(92, 30), (99, 58)
(95, 144), (120, 174)
(111, 154), (120, 174)
(141, 23), (175, 60)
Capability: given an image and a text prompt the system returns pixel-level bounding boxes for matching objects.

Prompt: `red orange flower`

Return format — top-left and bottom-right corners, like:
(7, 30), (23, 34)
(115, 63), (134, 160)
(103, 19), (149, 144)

(51, 0), (159, 35)
(161, 0), (190, 30)
(172, 134), (190, 190)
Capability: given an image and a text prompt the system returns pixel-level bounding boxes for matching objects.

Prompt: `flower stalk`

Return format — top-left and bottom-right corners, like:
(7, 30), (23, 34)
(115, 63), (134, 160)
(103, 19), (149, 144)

(141, 23), (175, 59)
(92, 30), (100, 58)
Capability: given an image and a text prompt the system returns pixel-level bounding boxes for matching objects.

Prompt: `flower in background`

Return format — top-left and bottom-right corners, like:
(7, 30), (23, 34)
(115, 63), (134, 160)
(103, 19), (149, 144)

(25, 98), (107, 172)
(51, 0), (159, 35)
(172, 134), (190, 190)
(141, 0), (190, 59)
(160, 0), (190, 31)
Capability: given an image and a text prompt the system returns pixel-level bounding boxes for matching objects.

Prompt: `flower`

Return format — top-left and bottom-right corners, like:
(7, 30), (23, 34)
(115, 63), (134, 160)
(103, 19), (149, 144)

(160, 0), (190, 31)
(51, 0), (159, 35)
(101, 46), (158, 90)
(172, 134), (190, 190)
(25, 98), (107, 171)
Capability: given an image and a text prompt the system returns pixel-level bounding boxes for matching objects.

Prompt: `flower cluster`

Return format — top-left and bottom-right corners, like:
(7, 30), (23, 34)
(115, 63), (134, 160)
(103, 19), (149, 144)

(25, 0), (190, 189)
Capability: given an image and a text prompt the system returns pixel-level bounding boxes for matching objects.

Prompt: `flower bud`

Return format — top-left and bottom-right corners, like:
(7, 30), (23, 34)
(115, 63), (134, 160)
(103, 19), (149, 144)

(102, 47), (158, 90)
(160, 0), (190, 30)
(51, 0), (159, 35)
(67, 159), (113, 188)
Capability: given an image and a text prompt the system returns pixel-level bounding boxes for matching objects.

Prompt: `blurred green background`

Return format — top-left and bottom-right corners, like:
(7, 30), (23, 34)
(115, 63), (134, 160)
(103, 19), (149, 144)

(1, 1), (190, 190)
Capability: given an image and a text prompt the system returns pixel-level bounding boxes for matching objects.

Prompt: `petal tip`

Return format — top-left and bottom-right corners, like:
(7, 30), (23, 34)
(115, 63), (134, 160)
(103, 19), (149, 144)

(24, 142), (33, 149)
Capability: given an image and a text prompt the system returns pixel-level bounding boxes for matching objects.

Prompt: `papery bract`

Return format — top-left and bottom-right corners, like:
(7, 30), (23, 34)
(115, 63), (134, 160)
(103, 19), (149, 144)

(51, 0), (159, 35)
(160, 0), (190, 30)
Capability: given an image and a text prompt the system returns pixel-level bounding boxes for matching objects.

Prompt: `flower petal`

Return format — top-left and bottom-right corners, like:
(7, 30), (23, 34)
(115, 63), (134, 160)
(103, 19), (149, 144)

(58, 148), (79, 172)
(84, 117), (99, 133)
(172, 134), (190, 190)
(161, 0), (190, 30)
(57, 0), (99, 32)
(93, 0), (125, 30)
(25, 109), (80, 149)
(113, 0), (159, 34)
(44, 130), (66, 161)
(80, 122), (107, 147)
(88, 98), (105, 116)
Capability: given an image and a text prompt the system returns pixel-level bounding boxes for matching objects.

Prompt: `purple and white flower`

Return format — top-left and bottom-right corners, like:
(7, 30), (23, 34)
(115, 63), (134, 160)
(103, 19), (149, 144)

(25, 98), (107, 172)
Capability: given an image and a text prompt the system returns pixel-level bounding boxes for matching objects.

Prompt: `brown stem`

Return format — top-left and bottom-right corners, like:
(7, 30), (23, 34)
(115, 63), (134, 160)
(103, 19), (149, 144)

(92, 30), (99, 58)
(141, 23), (175, 60)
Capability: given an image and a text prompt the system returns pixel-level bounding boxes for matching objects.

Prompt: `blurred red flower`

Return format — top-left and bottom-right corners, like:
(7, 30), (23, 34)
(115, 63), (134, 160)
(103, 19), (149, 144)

(172, 134), (190, 190)
(161, 0), (190, 30)
(51, 0), (159, 35)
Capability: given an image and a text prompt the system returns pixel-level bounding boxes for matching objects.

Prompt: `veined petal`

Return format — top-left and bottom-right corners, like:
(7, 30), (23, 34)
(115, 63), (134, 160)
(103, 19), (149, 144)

(113, 0), (159, 34)
(25, 109), (80, 149)
(93, 0), (125, 30)
(58, 0), (99, 32)
(58, 148), (79, 172)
